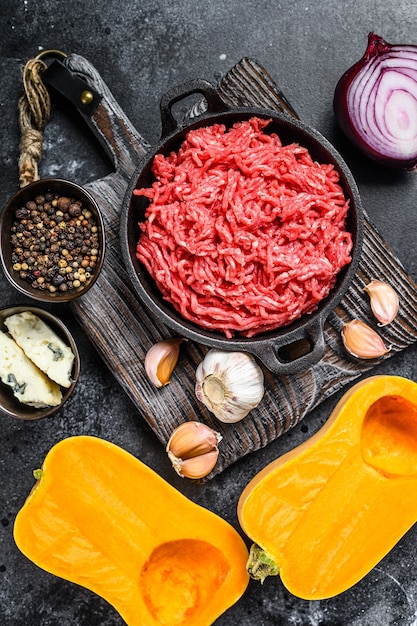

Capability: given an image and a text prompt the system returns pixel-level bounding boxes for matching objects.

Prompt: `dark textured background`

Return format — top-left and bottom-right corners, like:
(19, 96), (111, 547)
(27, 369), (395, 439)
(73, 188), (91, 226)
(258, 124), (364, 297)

(2, 1), (417, 624)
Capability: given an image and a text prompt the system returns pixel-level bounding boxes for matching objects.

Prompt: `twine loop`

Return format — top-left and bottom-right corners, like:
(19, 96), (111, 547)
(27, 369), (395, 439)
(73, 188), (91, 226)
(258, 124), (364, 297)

(17, 57), (52, 187)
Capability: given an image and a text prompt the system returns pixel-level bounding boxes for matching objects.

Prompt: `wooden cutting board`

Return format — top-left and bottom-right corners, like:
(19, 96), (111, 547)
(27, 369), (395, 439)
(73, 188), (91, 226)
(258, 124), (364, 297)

(47, 54), (417, 477)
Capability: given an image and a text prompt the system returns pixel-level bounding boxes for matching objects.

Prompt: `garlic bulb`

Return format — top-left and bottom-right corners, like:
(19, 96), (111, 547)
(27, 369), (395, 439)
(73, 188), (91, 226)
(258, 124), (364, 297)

(144, 338), (184, 387)
(166, 421), (222, 479)
(195, 349), (264, 423)
(363, 280), (399, 326)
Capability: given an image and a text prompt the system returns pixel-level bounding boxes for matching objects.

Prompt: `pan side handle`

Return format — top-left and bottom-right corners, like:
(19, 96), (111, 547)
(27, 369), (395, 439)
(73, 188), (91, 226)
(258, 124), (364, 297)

(248, 318), (326, 375)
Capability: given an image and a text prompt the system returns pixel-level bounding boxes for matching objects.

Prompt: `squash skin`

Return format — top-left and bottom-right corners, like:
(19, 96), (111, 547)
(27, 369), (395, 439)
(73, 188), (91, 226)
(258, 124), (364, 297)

(13, 435), (249, 625)
(238, 375), (417, 600)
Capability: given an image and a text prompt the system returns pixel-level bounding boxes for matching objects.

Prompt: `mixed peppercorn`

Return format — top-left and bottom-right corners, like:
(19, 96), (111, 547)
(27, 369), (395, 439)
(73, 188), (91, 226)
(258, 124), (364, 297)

(10, 190), (100, 294)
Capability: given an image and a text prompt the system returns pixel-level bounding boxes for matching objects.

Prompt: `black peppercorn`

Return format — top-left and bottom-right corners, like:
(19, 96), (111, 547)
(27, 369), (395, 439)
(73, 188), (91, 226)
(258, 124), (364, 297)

(51, 274), (65, 287)
(68, 204), (81, 217)
(15, 207), (28, 219)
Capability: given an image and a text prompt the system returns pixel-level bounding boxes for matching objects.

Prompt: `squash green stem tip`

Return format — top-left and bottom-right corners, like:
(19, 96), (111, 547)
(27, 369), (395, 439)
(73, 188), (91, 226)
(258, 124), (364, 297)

(246, 544), (280, 583)
(33, 469), (43, 480)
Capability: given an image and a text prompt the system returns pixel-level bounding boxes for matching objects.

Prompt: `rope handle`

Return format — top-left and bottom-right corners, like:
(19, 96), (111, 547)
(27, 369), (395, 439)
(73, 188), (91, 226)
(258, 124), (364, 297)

(17, 50), (67, 188)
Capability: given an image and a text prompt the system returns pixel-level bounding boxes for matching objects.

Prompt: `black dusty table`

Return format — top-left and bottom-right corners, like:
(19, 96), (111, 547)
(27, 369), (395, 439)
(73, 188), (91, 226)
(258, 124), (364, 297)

(2, 2), (417, 625)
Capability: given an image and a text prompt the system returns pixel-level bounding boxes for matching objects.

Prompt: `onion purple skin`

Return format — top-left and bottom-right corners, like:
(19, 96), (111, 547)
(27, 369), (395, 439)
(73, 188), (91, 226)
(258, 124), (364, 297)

(333, 32), (417, 171)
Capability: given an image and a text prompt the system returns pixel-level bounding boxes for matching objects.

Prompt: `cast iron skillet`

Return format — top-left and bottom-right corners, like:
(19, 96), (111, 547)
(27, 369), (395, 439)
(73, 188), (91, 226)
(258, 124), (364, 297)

(120, 79), (364, 375)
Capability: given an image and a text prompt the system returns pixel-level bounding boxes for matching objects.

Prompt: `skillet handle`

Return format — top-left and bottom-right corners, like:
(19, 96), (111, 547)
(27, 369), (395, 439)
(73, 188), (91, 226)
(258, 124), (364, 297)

(42, 55), (150, 179)
(250, 319), (326, 375)
(159, 79), (230, 137)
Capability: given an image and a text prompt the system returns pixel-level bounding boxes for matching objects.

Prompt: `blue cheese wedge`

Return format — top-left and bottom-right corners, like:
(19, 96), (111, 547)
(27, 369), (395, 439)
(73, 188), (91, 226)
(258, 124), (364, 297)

(0, 330), (62, 407)
(4, 311), (75, 388)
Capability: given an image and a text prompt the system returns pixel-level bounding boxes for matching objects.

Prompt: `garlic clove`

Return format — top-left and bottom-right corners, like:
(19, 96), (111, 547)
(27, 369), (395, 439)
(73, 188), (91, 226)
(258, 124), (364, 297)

(363, 280), (399, 326)
(166, 421), (222, 459)
(144, 338), (184, 387)
(172, 450), (220, 480)
(341, 319), (389, 359)
(195, 349), (264, 423)
(166, 421), (222, 479)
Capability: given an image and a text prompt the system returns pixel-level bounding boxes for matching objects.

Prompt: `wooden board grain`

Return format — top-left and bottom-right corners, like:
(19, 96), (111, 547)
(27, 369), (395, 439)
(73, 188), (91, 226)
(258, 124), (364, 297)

(58, 54), (417, 477)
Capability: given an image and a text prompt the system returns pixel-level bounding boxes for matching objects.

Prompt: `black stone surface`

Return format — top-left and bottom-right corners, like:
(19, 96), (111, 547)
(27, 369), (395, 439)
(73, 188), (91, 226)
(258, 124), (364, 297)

(1, 2), (417, 625)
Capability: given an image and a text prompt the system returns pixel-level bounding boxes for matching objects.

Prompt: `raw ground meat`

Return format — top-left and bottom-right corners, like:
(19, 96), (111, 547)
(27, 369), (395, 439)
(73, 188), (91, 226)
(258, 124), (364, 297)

(134, 117), (353, 338)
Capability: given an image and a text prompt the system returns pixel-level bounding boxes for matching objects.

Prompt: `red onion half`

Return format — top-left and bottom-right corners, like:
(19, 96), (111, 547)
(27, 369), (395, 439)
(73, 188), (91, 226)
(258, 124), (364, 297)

(334, 32), (417, 170)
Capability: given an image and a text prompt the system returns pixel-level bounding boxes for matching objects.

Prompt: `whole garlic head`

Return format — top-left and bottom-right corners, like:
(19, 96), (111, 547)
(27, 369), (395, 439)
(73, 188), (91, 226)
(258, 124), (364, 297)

(195, 349), (264, 423)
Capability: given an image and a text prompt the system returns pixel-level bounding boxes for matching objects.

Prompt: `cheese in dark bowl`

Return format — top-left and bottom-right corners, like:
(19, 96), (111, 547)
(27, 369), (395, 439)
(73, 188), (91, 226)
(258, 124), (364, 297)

(0, 306), (80, 420)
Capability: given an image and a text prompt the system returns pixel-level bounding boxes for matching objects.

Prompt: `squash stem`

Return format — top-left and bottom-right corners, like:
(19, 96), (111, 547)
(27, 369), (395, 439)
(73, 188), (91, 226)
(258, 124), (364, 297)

(33, 469), (43, 480)
(246, 544), (280, 584)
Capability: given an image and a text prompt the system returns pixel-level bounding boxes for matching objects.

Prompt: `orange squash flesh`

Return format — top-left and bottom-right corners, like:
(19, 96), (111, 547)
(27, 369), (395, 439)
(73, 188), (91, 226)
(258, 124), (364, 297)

(13, 435), (249, 625)
(238, 375), (417, 600)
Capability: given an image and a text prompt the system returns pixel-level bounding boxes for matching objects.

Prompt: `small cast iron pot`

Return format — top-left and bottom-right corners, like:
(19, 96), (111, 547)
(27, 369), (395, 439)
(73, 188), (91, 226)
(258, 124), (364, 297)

(120, 80), (364, 375)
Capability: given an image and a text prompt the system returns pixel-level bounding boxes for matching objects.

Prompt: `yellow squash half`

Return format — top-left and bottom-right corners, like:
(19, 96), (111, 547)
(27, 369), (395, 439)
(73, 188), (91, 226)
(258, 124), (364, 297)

(238, 375), (417, 599)
(14, 435), (249, 625)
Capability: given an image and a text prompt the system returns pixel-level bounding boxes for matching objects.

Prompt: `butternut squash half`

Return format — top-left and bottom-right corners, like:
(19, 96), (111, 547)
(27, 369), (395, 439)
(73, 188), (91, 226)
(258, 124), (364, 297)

(14, 435), (249, 625)
(238, 375), (417, 600)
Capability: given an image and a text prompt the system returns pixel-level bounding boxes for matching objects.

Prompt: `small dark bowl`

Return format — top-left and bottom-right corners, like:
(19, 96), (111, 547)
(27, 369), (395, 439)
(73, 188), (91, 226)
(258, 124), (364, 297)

(0, 305), (80, 420)
(0, 178), (105, 303)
